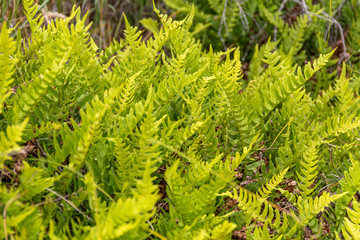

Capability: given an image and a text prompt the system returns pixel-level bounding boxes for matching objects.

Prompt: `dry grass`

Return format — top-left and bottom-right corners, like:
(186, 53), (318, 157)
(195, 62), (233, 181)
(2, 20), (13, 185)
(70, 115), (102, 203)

(0, 0), (165, 49)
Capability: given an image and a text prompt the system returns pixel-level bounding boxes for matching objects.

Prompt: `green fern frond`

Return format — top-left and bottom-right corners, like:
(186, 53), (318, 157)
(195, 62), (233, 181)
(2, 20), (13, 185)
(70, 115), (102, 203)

(251, 45), (333, 122)
(297, 142), (320, 197)
(172, 121), (204, 149)
(297, 191), (347, 226)
(223, 187), (289, 233)
(0, 186), (44, 239)
(9, 28), (72, 123)
(87, 158), (160, 239)
(252, 222), (285, 240)
(113, 138), (134, 194)
(51, 89), (118, 184)
(100, 39), (126, 64)
(323, 114), (360, 138)
(1, 2), (359, 238)
(23, 0), (43, 31)
(18, 161), (53, 200)
(334, 64), (355, 113)
(341, 197), (360, 240)
(302, 51), (334, 80)
(114, 71), (141, 112)
(257, 167), (289, 200)
(165, 152), (234, 233)
(261, 7), (285, 30)
(333, 160), (360, 232)
(23, 121), (61, 142)
(0, 23), (17, 114)
(193, 221), (237, 240)
(282, 14), (309, 56)
(0, 119), (28, 163)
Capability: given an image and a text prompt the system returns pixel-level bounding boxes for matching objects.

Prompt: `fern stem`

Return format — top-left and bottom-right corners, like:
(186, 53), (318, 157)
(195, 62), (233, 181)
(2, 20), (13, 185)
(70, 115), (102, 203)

(269, 117), (294, 149)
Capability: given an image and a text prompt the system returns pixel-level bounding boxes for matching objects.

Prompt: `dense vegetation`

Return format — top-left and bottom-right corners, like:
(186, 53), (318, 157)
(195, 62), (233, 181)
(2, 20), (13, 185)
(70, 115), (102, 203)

(0, 0), (360, 239)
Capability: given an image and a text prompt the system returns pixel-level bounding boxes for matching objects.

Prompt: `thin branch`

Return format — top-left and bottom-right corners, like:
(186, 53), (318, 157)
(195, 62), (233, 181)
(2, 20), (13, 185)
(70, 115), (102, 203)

(333, 0), (347, 17)
(218, 0), (229, 49)
(292, 0), (349, 65)
(274, 0), (288, 41)
(300, 0), (311, 21)
(46, 188), (94, 223)
(234, 0), (249, 31)
(320, 10), (349, 64)
(35, 139), (47, 158)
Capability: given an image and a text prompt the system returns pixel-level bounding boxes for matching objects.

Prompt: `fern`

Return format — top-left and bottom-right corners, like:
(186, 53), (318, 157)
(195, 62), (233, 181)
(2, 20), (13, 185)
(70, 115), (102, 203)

(49, 88), (118, 187)
(297, 191), (347, 226)
(297, 142), (320, 197)
(9, 22), (72, 123)
(256, 167), (288, 200)
(222, 186), (291, 237)
(339, 197), (360, 240)
(332, 159), (360, 233)
(0, 119), (28, 163)
(23, 0), (44, 32)
(0, 23), (27, 160)
(0, 24), (17, 114)
(85, 158), (160, 239)
(1, 1), (360, 239)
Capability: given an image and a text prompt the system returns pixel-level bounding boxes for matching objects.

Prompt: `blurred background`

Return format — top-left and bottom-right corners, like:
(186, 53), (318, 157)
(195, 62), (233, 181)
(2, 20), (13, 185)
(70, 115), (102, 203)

(1, 0), (359, 72)
(0, 0), (165, 50)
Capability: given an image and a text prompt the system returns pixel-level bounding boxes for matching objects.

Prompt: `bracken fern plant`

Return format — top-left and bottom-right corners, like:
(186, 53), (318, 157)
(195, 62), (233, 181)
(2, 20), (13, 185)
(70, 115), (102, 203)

(0, 0), (360, 239)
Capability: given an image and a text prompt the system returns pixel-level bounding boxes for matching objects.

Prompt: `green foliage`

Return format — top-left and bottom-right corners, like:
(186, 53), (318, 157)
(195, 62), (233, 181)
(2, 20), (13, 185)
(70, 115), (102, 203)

(0, 0), (360, 239)
(339, 197), (360, 239)
(0, 23), (17, 114)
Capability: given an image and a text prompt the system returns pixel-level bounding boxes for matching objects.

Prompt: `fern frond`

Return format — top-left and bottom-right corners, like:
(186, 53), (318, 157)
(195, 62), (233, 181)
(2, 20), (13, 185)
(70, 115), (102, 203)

(23, 121), (61, 141)
(100, 39), (126, 64)
(23, 0), (43, 31)
(302, 51), (334, 80)
(341, 198), (360, 240)
(193, 221), (237, 240)
(84, 173), (102, 229)
(113, 138), (134, 194)
(0, 23), (17, 114)
(87, 158), (160, 239)
(334, 64), (355, 114)
(323, 114), (360, 138)
(51, 89), (118, 184)
(9, 29), (72, 123)
(113, 89), (163, 196)
(333, 160), (360, 232)
(297, 142), (320, 197)
(250, 46), (333, 123)
(123, 15), (143, 50)
(261, 7), (285, 30)
(114, 71), (141, 112)
(223, 187), (290, 234)
(214, 48), (243, 113)
(213, 48), (258, 146)
(282, 14), (309, 56)
(0, 119), (28, 163)
(0, 186), (44, 239)
(18, 161), (53, 200)
(297, 191), (347, 226)
(165, 153), (232, 228)
(257, 167), (289, 200)
(172, 121), (204, 149)
(252, 222), (284, 240)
